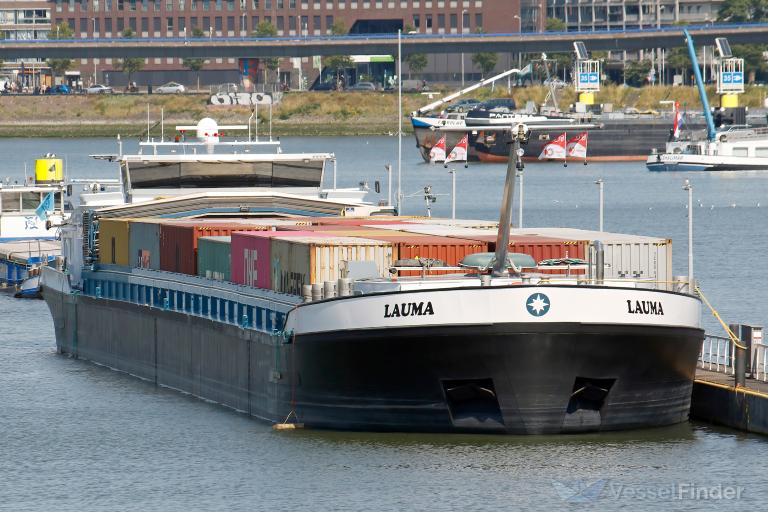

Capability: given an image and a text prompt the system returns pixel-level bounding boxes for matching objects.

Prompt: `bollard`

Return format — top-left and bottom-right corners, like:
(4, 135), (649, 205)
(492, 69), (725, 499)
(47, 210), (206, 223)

(311, 283), (323, 301)
(302, 284), (312, 303)
(594, 240), (604, 285)
(734, 339), (747, 387)
(337, 278), (352, 297)
(323, 281), (337, 299)
(480, 274), (492, 287)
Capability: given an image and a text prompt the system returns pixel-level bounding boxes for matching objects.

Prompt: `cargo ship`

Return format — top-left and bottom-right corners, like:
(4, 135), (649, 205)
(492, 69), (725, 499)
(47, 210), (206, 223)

(40, 119), (704, 434)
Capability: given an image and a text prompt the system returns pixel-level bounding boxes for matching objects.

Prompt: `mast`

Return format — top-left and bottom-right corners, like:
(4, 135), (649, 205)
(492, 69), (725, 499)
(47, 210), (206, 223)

(415, 68), (521, 116)
(684, 29), (716, 142)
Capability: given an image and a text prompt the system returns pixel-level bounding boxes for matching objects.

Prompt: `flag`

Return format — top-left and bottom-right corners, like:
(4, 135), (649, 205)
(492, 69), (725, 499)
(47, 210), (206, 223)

(445, 134), (468, 164)
(672, 101), (682, 139)
(429, 135), (447, 163)
(566, 132), (588, 159)
(35, 192), (55, 221)
(519, 62), (532, 77)
(538, 132), (567, 160)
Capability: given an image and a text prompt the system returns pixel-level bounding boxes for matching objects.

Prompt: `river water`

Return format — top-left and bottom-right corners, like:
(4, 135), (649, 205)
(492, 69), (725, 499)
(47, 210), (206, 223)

(1, 136), (767, 510)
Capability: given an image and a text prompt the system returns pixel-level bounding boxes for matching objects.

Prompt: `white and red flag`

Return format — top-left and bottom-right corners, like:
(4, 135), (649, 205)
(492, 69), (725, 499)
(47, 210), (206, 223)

(429, 135), (447, 163)
(538, 132), (567, 160)
(445, 134), (469, 164)
(672, 101), (682, 139)
(566, 132), (589, 159)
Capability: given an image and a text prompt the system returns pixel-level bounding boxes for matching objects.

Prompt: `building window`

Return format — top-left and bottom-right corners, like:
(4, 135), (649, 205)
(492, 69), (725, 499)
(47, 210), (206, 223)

(117, 17), (124, 30)
(252, 0), (259, 7)
(191, 16), (198, 27)
(290, 0), (296, 7)
(325, 14), (332, 31)
(180, 0), (186, 9)
(56, 0), (63, 13)
(226, 15), (234, 30)
(191, 0), (197, 8)
(81, 0), (88, 10)
(130, 0), (136, 10)
(276, 15), (283, 31)
(475, 13), (481, 30)
(265, 0), (271, 8)
(129, 16), (136, 30)
(300, 15), (307, 32)
(118, 0), (124, 10)
(166, 16), (173, 30)
(153, 16), (160, 30)
(413, 14), (420, 28)
(105, 17), (112, 30)
(94, 18), (101, 32)
(214, 15), (222, 29)
(166, 0), (173, 10)
(79, 17), (87, 32)
(203, 0), (209, 9)
(313, 15), (320, 30)
(202, 15), (210, 29)
(215, 0), (222, 10)
(289, 15), (295, 30)
(227, 0), (234, 10)
(106, 0), (113, 10)
(141, 16), (148, 30)
(450, 12), (456, 29)
(142, 0), (148, 10)
(462, 11), (469, 30)
(437, 13), (444, 28)
(425, 13), (432, 28)
(251, 15), (258, 27)
(277, 0), (284, 7)
(154, 0), (160, 10)
(178, 16), (185, 31)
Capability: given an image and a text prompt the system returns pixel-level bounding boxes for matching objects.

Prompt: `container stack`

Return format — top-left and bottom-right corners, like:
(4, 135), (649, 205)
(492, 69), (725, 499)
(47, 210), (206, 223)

(95, 215), (672, 296)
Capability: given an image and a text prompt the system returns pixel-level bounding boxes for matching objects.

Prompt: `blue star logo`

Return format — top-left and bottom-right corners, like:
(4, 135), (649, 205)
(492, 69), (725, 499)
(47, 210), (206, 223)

(526, 293), (550, 316)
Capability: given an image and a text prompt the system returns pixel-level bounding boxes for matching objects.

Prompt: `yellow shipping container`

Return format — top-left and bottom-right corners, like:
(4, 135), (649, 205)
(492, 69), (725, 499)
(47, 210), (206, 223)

(98, 218), (131, 266)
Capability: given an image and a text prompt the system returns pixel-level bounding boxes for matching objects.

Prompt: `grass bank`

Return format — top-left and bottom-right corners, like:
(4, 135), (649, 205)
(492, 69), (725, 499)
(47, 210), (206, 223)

(1, 85), (765, 138)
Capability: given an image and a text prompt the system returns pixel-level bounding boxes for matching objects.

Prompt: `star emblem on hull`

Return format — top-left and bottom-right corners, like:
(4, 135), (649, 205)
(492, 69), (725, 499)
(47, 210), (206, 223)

(526, 293), (551, 317)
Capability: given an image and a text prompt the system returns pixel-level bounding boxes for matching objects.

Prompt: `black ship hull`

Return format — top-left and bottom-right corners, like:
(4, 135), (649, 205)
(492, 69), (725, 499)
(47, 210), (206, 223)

(294, 323), (703, 434)
(42, 273), (704, 435)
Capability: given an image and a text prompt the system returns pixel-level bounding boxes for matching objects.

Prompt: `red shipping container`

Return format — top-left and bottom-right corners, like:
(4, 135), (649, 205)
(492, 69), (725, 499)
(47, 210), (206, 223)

(230, 231), (328, 289)
(159, 221), (275, 275)
(356, 233), (488, 276)
(448, 234), (588, 274)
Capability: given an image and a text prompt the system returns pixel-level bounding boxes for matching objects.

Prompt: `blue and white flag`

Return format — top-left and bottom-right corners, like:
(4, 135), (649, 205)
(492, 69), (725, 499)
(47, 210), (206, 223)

(35, 192), (54, 221)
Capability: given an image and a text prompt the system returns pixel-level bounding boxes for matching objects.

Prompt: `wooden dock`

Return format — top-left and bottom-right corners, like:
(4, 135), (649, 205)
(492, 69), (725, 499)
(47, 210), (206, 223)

(691, 368), (768, 435)
(0, 239), (61, 287)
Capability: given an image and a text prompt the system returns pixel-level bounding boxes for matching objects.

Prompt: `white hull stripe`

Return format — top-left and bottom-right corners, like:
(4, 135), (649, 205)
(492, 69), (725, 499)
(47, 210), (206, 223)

(286, 285), (702, 335)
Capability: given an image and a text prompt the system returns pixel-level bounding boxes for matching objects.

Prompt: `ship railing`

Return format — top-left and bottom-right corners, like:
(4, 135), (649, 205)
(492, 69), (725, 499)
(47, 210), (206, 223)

(82, 265), (300, 335)
(699, 334), (734, 375)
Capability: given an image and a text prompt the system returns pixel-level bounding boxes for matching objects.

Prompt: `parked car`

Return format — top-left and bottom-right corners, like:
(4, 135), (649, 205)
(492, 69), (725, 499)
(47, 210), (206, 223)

(348, 81), (377, 92)
(312, 81), (336, 91)
(46, 84), (71, 95)
(156, 82), (186, 94)
(85, 84), (113, 94)
(445, 98), (481, 113)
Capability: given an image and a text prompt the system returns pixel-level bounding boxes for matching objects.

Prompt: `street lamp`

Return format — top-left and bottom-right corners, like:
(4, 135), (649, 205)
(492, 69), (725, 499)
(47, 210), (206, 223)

(241, 12), (246, 34)
(513, 15), (521, 68)
(683, 179), (693, 286)
(516, 167), (524, 228)
(91, 18), (97, 85)
(460, 9), (467, 87)
(595, 178), (604, 231)
(448, 167), (457, 222)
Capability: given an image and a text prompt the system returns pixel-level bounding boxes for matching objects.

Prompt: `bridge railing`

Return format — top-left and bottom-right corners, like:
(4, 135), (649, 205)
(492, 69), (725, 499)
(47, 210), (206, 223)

(699, 334), (734, 375)
(4, 21), (768, 45)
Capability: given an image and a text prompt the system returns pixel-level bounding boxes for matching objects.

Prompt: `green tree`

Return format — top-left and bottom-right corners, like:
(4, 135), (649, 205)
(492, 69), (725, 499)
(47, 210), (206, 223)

(665, 47), (692, 84)
(718, 0), (768, 22)
(405, 53), (428, 79)
(47, 22), (73, 80)
(191, 27), (205, 38)
(624, 59), (653, 87)
(545, 17), (567, 32)
(325, 20), (353, 87)
(734, 44), (768, 83)
(252, 21), (279, 84)
(182, 57), (206, 90)
(472, 52), (497, 78)
(117, 28), (144, 85)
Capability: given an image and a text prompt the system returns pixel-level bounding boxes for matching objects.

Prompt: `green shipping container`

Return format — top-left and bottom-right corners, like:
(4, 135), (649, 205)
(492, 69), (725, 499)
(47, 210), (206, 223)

(197, 236), (232, 282)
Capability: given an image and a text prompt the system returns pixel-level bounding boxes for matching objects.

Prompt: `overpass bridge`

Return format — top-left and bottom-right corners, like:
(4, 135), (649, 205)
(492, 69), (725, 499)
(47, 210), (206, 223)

(1, 22), (766, 60)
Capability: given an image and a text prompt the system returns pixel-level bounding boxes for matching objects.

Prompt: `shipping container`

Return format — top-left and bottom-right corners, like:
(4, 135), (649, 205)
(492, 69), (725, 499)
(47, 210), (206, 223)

(231, 230), (324, 289)
(98, 218), (131, 266)
(160, 221), (278, 275)
(307, 217), (418, 226)
(128, 218), (164, 269)
(270, 236), (394, 295)
(512, 228), (672, 282)
(197, 236), (232, 281)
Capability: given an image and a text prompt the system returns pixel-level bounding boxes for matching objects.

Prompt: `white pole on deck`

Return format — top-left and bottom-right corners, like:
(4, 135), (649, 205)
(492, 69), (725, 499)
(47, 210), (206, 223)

(683, 179), (694, 284)
(595, 178), (604, 231)
(448, 167), (456, 222)
(397, 29), (403, 214)
(517, 168), (524, 228)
